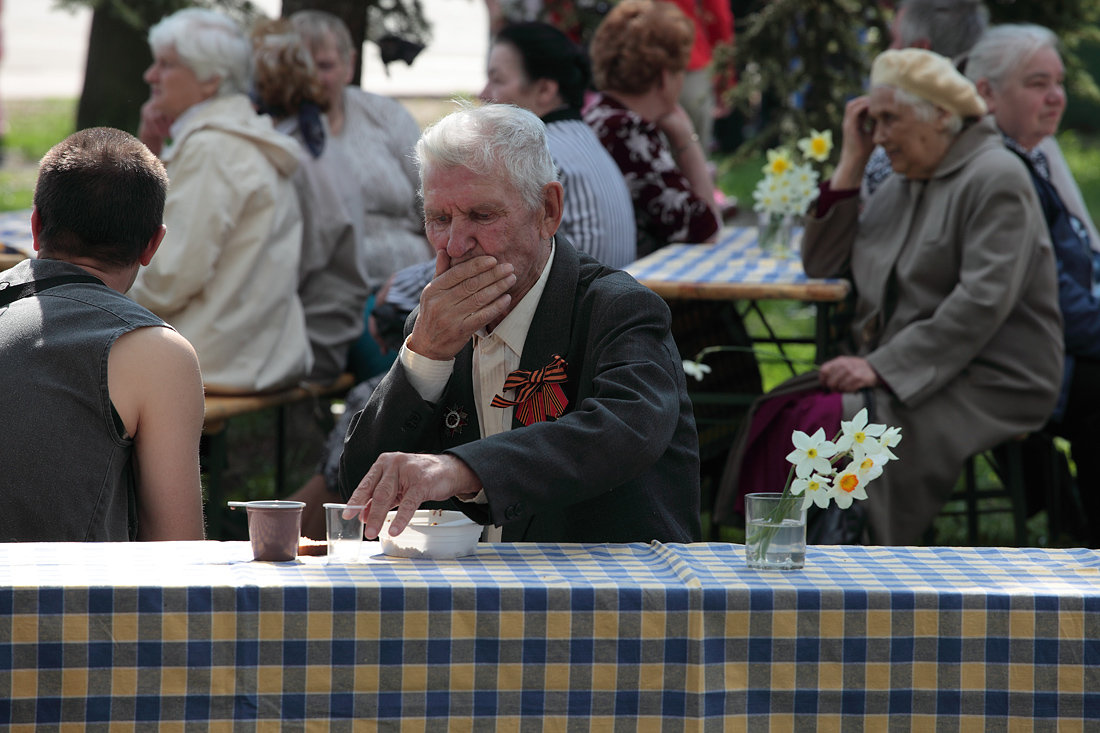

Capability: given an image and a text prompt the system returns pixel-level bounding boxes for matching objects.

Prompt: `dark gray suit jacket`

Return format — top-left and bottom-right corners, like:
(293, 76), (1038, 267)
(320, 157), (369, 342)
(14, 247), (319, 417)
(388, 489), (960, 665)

(338, 236), (701, 543)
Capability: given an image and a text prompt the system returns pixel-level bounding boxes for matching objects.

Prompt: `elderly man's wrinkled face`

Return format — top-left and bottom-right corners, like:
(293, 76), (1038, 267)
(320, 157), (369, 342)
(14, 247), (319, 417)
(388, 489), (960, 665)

(423, 165), (558, 307)
(983, 47), (1065, 151)
(144, 45), (218, 122)
(869, 85), (952, 180)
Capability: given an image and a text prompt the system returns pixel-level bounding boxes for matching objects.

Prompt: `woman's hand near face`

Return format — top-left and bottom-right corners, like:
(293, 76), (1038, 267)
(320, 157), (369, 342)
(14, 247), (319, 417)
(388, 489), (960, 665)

(138, 100), (173, 157)
(655, 104), (696, 150)
(830, 96), (877, 190)
(656, 104), (719, 227)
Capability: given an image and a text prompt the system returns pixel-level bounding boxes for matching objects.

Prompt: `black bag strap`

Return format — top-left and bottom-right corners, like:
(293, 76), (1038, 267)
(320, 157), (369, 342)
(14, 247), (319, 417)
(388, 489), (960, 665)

(0, 273), (104, 308)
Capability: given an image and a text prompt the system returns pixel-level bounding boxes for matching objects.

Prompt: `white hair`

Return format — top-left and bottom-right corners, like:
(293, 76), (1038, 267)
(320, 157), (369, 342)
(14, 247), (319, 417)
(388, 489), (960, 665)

(148, 8), (251, 97)
(965, 24), (1060, 92)
(415, 102), (558, 213)
(883, 85), (964, 135)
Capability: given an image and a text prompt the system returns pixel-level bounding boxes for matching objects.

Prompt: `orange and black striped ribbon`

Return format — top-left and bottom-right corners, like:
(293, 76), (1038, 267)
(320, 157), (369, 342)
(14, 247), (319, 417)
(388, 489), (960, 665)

(490, 354), (569, 426)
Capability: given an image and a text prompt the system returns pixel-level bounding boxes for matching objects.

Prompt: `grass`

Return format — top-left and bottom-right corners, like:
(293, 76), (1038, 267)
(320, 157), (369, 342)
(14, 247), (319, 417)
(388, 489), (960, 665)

(0, 99), (77, 211)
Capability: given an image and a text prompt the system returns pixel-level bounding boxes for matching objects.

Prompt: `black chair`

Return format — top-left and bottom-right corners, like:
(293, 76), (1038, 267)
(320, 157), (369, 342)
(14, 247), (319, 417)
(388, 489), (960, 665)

(931, 432), (1069, 546)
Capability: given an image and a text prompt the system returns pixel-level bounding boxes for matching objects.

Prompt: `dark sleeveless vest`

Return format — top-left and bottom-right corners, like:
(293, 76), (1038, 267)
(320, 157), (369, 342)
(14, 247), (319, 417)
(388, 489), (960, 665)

(0, 258), (171, 541)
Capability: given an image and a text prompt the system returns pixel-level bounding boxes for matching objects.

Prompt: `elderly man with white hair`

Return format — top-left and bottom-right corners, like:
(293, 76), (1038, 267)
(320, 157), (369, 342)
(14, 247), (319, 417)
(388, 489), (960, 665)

(131, 7), (312, 393)
(338, 103), (701, 544)
(716, 49), (1064, 546)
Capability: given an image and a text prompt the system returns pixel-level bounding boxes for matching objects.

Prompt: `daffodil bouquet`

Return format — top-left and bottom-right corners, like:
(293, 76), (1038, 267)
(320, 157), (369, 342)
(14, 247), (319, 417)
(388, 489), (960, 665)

(747, 407), (902, 564)
(752, 129), (833, 252)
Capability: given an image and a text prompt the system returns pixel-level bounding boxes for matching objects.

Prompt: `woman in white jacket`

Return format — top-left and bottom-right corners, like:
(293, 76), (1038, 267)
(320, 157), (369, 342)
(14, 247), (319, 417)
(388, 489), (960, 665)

(133, 7), (312, 393)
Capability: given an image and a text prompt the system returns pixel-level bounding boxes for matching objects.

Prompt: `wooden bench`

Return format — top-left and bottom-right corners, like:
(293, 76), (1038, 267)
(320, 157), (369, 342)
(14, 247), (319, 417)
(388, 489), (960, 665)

(203, 373), (356, 538)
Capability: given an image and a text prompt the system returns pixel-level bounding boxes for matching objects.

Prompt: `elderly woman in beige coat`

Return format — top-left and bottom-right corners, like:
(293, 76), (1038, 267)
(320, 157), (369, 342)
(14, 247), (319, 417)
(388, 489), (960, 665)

(717, 49), (1064, 545)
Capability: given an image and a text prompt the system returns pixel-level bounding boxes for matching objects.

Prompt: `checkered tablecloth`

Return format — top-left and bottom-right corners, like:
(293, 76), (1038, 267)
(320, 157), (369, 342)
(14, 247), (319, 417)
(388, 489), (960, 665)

(626, 226), (840, 288)
(2, 541), (1098, 730)
(0, 208), (33, 257)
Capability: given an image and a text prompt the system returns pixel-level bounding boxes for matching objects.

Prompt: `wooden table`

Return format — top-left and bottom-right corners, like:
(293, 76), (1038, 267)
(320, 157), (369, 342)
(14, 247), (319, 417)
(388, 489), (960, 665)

(625, 226), (851, 364)
(2, 541), (1096, 730)
(202, 373), (356, 538)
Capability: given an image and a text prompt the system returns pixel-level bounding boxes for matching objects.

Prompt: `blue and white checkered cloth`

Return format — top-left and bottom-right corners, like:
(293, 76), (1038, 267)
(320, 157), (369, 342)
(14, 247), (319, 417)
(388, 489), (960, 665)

(625, 227), (845, 289)
(1, 541), (1097, 728)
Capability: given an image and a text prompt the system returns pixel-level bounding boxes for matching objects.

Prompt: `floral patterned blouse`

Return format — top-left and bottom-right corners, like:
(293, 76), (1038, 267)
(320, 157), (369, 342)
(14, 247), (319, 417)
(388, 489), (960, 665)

(584, 93), (720, 257)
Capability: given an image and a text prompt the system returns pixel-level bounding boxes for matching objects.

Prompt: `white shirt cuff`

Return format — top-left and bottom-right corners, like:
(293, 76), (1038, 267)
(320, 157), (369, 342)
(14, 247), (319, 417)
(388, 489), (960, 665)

(399, 336), (453, 404)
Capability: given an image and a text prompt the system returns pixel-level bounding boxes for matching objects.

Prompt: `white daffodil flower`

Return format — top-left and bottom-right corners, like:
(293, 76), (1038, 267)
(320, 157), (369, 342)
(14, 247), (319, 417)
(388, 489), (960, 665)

(830, 465), (868, 508)
(682, 360), (711, 382)
(792, 472), (834, 510)
(877, 425), (903, 460)
(785, 427), (837, 478)
(797, 129), (833, 163)
(834, 407), (887, 460)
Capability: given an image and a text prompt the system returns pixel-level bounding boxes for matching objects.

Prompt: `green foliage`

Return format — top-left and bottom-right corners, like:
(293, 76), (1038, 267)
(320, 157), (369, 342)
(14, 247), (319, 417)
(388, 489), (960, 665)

(3, 99), (77, 163)
(1057, 129), (1100, 223)
(0, 99), (79, 213)
(721, 0), (889, 156)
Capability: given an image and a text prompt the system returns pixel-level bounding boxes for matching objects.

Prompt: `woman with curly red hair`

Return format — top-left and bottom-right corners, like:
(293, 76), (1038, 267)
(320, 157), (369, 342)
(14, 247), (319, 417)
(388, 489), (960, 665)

(584, 0), (720, 257)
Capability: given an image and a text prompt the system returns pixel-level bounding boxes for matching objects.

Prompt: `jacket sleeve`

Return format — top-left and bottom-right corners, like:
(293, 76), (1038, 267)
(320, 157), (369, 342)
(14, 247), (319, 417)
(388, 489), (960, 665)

(129, 132), (251, 316)
(449, 286), (687, 527)
(801, 193), (859, 278)
(1051, 226), (1100, 360)
(337, 361), (445, 498)
(866, 158), (1053, 405)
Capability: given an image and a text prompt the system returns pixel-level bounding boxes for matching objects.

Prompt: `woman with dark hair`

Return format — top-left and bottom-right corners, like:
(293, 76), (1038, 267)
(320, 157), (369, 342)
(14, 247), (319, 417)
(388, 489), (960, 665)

(480, 21), (636, 268)
(584, 0), (721, 257)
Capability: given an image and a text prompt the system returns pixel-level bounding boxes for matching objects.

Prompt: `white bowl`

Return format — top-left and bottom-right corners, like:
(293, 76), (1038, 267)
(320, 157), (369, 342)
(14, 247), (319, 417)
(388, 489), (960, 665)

(379, 509), (481, 559)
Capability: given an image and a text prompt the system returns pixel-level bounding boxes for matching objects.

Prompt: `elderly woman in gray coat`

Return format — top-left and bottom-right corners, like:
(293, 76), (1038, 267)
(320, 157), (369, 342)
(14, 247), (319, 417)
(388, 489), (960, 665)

(717, 49), (1064, 545)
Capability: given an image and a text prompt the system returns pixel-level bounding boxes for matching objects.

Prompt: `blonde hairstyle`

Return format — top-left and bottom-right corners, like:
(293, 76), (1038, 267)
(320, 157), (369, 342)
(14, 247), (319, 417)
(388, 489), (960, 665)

(148, 8), (251, 97)
(251, 18), (328, 115)
(589, 0), (694, 94)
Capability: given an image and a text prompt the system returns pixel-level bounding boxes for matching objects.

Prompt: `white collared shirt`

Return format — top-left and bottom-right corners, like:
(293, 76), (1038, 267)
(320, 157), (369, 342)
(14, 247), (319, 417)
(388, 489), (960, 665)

(399, 239), (557, 540)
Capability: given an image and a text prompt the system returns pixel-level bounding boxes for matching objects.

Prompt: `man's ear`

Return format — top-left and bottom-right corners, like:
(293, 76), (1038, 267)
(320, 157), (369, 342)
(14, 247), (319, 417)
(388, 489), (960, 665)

(30, 207), (42, 252)
(139, 225), (167, 266)
(539, 181), (564, 240)
(535, 78), (562, 110)
(197, 74), (221, 100)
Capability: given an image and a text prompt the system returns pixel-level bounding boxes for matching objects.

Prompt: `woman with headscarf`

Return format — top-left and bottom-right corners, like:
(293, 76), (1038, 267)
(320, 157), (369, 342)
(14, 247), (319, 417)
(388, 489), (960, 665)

(717, 49), (1064, 545)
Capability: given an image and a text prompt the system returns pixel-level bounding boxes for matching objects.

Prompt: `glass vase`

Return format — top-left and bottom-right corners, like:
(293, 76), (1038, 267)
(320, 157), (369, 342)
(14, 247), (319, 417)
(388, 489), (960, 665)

(757, 212), (795, 256)
(744, 492), (807, 570)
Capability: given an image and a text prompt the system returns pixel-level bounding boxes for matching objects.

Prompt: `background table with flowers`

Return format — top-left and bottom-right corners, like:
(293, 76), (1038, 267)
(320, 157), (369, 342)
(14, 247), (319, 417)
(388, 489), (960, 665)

(625, 226), (851, 364)
(1, 540), (1096, 729)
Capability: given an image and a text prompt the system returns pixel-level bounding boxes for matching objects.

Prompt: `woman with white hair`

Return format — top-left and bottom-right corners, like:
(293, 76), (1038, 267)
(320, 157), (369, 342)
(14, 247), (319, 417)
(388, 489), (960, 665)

(289, 10), (431, 296)
(968, 24), (1100, 546)
(717, 49), (1064, 546)
(130, 8), (312, 393)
